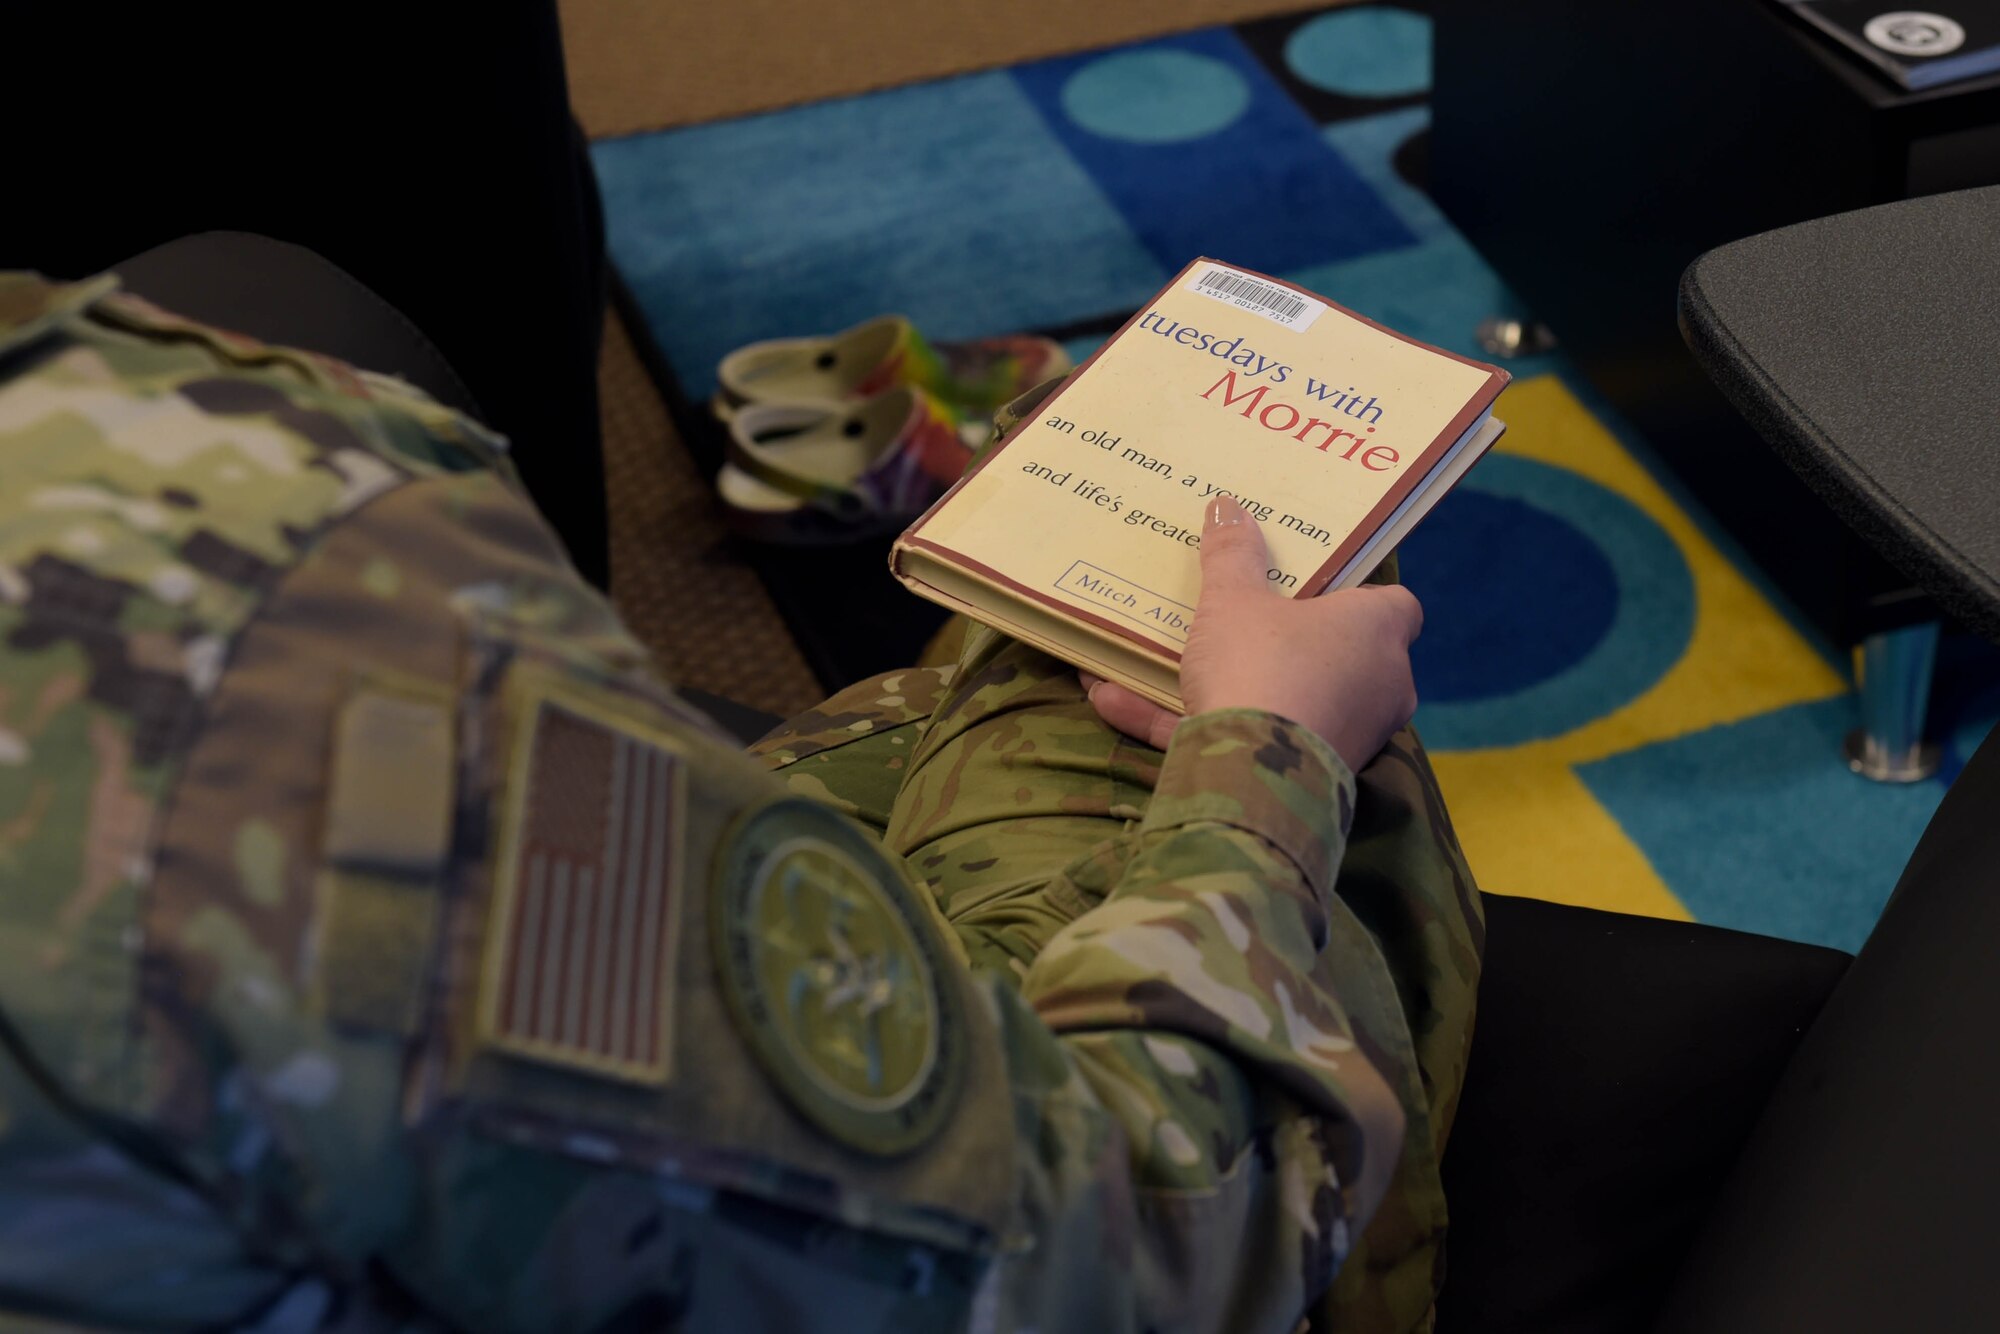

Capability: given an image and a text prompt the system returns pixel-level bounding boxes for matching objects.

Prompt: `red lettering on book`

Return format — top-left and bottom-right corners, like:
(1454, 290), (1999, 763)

(1201, 369), (1269, 416)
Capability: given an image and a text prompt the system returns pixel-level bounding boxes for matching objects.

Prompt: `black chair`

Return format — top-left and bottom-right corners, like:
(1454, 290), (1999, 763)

(1652, 188), (2000, 1333)
(4, 5), (611, 590)
(1445, 190), (2000, 1332)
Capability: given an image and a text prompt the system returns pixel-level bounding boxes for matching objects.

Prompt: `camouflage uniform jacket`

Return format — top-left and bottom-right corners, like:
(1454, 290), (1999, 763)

(0, 274), (1480, 1332)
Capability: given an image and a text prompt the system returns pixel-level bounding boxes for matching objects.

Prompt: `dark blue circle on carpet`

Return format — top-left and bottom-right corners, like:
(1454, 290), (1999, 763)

(1405, 491), (1619, 701)
(1402, 453), (1696, 751)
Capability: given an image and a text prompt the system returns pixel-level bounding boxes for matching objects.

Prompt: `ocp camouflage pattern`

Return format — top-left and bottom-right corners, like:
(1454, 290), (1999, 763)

(0, 273), (1480, 1333)
(753, 624), (1479, 1334)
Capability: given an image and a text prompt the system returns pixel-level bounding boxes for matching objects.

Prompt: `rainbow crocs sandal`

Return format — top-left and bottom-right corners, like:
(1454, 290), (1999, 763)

(712, 315), (1070, 431)
(715, 386), (972, 544)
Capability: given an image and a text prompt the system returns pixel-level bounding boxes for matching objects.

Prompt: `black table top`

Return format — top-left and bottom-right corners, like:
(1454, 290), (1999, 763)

(1679, 186), (2000, 639)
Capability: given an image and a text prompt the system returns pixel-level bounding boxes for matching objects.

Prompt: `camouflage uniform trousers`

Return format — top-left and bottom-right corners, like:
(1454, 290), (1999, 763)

(754, 614), (1485, 1334)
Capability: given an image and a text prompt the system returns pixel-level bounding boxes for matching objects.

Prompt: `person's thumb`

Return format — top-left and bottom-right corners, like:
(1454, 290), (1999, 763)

(1197, 494), (1272, 602)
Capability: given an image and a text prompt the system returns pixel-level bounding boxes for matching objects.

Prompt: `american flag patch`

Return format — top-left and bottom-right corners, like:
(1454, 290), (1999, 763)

(479, 696), (686, 1084)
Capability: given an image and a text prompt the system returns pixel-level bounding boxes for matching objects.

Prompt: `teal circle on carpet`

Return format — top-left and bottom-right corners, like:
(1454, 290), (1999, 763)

(1284, 7), (1433, 99)
(1060, 49), (1252, 143)
(1404, 454), (1695, 751)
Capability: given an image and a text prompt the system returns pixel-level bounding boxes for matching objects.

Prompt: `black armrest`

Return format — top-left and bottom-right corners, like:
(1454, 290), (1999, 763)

(115, 232), (482, 420)
(1440, 896), (1850, 1334)
(1656, 721), (2000, 1331)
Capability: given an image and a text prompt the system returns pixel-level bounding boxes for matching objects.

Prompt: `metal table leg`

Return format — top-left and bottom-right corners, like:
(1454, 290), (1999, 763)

(1844, 622), (1940, 783)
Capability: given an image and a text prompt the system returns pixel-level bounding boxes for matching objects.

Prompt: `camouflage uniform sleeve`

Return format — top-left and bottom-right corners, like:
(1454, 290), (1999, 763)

(980, 708), (1410, 1333)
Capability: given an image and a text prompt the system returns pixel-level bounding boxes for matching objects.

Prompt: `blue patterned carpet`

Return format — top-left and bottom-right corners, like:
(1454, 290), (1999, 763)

(594, 4), (1999, 951)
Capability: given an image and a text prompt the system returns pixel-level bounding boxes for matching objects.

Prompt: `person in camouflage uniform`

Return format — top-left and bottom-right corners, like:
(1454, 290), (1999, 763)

(0, 271), (1480, 1332)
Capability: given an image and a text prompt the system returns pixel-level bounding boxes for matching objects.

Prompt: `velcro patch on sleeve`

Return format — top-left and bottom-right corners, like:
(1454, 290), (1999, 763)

(478, 693), (688, 1085)
(316, 683), (454, 1036)
(323, 690), (456, 876)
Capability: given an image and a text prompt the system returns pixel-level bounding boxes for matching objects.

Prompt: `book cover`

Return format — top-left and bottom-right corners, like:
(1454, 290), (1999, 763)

(1780, 1), (2000, 90)
(892, 259), (1509, 709)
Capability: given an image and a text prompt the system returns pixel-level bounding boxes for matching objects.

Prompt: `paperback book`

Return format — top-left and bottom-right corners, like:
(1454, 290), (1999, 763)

(891, 259), (1510, 712)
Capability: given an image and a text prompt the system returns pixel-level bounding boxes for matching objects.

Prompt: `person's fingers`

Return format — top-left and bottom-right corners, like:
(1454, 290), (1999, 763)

(1085, 678), (1182, 751)
(1358, 583), (1424, 645)
(1196, 495), (1273, 603)
(1314, 583), (1424, 645)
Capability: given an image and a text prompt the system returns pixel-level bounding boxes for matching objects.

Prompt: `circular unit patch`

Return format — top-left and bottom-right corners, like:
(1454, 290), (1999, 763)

(711, 799), (964, 1156)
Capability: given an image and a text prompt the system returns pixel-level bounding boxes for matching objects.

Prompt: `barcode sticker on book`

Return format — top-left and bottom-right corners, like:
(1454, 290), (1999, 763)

(1187, 264), (1325, 331)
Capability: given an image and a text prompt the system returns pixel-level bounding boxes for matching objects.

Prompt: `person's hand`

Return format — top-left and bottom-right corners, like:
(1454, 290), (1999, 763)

(1082, 495), (1423, 773)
